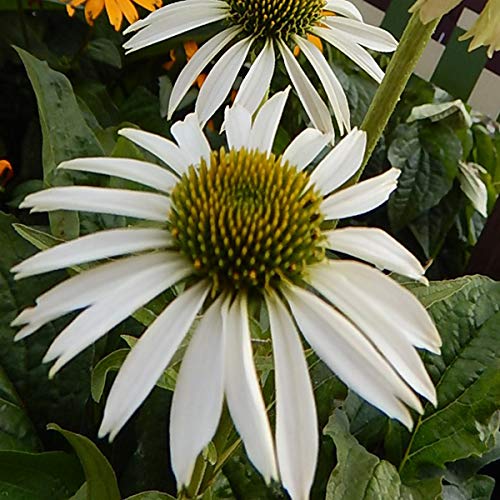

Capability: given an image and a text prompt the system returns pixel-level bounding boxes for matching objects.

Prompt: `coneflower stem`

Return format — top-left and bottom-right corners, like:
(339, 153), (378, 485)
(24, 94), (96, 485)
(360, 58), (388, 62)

(356, 13), (440, 182)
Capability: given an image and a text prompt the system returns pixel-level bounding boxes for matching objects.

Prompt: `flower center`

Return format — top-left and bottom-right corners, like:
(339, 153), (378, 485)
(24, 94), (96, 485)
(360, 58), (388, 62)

(169, 148), (325, 293)
(226, 0), (325, 40)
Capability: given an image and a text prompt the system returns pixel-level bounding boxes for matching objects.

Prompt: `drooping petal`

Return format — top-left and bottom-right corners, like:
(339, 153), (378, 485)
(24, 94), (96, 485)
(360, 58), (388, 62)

(118, 128), (191, 175)
(313, 26), (385, 83)
(324, 0), (363, 21)
(171, 113), (211, 165)
(234, 39), (276, 117)
(19, 186), (170, 222)
(293, 35), (350, 134)
(266, 291), (318, 500)
(278, 40), (334, 136)
(248, 88), (290, 154)
(99, 281), (210, 440)
(196, 37), (254, 127)
(12, 253), (176, 339)
(123, 2), (227, 53)
(11, 228), (172, 279)
(225, 105), (252, 150)
(170, 295), (226, 488)
(44, 255), (193, 377)
(283, 284), (423, 429)
(168, 26), (241, 118)
(58, 157), (177, 194)
(312, 260), (441, 353)
(321, 168), (400, 220)
(282, 128), (331, 171)
(224, 294), (278, 483)
(309, 261), (437, 404)
(325, 227), (427, 282)
(311, 128), (366, 195)
(324, 17), (398, 52)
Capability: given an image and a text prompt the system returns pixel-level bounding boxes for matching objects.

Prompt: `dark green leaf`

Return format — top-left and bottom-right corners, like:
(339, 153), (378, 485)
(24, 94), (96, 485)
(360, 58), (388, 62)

(397, 277), (500, 481)
(14, 47), (104, 239)
(442, 474), (495, 500)
(0, 450), (83, 499)
(48, 424), (121, 500)
(87, 39), (122, 68)
(91, 349), (129, 403)
(388, 123), (462, 231)
(125, 493), (176, 500)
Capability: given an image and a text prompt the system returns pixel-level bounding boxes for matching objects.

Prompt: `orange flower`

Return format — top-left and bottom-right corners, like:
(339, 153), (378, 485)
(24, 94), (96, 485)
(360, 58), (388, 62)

(0, 160), (13, 187)
(64, 0), (162, 31)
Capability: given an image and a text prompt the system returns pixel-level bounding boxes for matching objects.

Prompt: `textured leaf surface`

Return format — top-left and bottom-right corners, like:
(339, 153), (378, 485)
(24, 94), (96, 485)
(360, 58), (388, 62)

(388, 123), (462, 230)
(49, 424), (121, 500)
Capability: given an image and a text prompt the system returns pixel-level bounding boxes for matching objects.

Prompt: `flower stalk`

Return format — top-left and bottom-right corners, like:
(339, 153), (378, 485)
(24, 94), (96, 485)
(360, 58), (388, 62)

(357, 13), (440, 181)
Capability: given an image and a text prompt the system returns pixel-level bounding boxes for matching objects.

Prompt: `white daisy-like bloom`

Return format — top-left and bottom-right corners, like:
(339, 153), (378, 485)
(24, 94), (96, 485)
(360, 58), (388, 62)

(122, 0), (398, 136)
(12, 90), (439, 500)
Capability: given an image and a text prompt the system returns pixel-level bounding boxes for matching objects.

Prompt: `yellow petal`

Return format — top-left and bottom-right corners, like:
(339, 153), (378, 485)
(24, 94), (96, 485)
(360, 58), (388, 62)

(84, 0), (105, 26)
(132, 0), (162, 12)
(105, 0), (124, 31)
(163, 49), (177, 70)
(307, 34), (323, 52)
(118, 0), (139, 25)
(184, 40), (199, 61)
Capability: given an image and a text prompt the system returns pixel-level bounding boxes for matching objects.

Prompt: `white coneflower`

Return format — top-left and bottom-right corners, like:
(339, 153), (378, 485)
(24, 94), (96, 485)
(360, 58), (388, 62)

(123, 0), (397, 136)
(12, 90), (439, 500)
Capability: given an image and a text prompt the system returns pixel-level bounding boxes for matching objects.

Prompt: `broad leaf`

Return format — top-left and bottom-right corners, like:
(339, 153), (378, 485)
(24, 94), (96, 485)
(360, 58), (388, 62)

(15, 47), (104, 239)
(388, 123), (462, 231)
(125, 493), (176, 500)
(0, 450), (83, 499)
(49, 424), (121, 500)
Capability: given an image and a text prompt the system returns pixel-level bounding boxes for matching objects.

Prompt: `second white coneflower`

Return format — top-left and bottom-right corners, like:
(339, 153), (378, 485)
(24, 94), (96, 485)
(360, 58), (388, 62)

(12, 90), (439, 500)
(123, 0), (398, 136)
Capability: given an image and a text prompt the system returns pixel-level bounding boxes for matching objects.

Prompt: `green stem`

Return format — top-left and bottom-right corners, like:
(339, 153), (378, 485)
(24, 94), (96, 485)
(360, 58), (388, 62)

(356, 13), (440, 182)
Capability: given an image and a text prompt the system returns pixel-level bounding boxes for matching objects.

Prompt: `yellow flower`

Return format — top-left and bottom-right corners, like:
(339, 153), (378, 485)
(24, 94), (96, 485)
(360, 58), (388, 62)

(65, 0), (163, 31)
(459, 0), (500, 58)
(409, 0), (462, 24)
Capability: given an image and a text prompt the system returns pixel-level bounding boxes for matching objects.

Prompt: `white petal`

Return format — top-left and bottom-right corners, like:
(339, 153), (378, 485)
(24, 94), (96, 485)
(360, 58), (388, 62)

(99, 281), (210, 440)
(293, 35), (350, 135)
(118, 128), (191, 175)
(125, 0), (226, 33)
(458, 162), (488, 217)
(283, 284), (422, 429)
(234, 39), (276, 116)
(58, 157), (176, 193)
(123, 3), (227, 54)
(325, 227), (427, 282)
(313, 26), (385, 83)
(224, 104), (252, 150)
(249, 88), (290, 154)
(45, 255), (192, 377)
(196, 37), (254, 127)
(324, 0), (363, 21)
(266, 292), (317, 500)
(20, 186), (170, 222)
(168, 27), (241, 119)
(321, 168), (400, 220)
(224, 294), (278, 482)
(278, 40), (334, 136)
(324, 17), (398, 52)
(309, 261), (436, 404)
(11, 228), (172, 279)
(314, 260), (441, 353)
(311, 128), (366, 195)
(171, 113), (211, 165)
(170, 295), (226, 487)
(282, 128), (332, 171)
(12, 253), (175, 339)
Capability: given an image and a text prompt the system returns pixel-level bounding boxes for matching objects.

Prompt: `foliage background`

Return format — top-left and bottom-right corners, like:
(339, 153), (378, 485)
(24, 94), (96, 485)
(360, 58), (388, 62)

(0, 2), (499, 499)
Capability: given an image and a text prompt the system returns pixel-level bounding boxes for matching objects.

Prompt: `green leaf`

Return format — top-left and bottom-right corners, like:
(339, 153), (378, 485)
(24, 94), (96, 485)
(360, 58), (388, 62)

(0, 365), (40, 452)
(48, 424), (121, 500)
(13, 223), (65, 251)
(0, 450), (83, 499)
(14, 46), (104, 239)
(442, 474), (495, 500)
(91, 349), (129, 403)
(86, 39), (122, 68)
(324, 410), (442, 500)
(387, 123), (462, 231)
(397, 276), (500, 481)
(325, 410), (403, 499)
(407, 100), (471, 127)
(125, 493), (176, 500)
